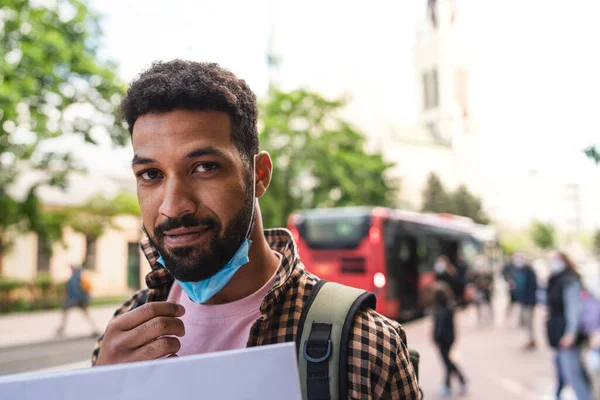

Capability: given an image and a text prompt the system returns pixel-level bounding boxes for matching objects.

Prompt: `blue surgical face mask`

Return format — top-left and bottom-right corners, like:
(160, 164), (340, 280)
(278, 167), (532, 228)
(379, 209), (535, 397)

(156, 156), (257, 304)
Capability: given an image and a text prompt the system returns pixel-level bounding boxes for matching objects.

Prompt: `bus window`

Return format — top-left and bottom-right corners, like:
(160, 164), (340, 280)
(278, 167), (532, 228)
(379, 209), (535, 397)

(297, 214), (371, 250)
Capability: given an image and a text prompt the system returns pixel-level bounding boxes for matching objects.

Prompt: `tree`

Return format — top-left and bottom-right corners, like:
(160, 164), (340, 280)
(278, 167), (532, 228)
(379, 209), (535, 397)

(0, 0), (127, 272)
(421, 174), (490, 224)
(530, 222), (555, 250)
(259, 88), (397, 228)
(41, 192), (140, 268)
(449, 185), (491, 225)
(585, 146), (600, 165)
(421, 173), (452, 214)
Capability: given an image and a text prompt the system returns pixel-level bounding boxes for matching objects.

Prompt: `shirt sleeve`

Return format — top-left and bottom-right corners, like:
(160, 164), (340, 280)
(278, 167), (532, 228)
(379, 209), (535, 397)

(563, 280), (583, 335)
(348, 309), (420, 399)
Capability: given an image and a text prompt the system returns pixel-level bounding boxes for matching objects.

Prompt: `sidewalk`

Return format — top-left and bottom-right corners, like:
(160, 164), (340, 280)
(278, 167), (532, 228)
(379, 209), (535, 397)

(0, 306), (117, 349)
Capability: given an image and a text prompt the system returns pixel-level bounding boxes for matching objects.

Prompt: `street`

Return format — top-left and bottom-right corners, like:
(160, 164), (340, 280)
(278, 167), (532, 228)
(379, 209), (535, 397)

(405, 301), (572, 399)
(0, 337), (95, 376)
(1, 275), (595, 399)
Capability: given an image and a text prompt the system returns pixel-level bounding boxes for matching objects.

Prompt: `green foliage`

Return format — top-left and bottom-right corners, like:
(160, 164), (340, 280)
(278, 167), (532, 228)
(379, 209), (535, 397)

(451, 185), (491, 225)
(498, 231), (531, 256)
(40, 192), (140, 251)
(259, 88), (397, 228)
(0, 0), (127, 259)
(67, 192), (139, 238)
(585, 146), (600, 165)
(421, 173), (452, 214)
(0, 277), (26, 291)
(593, 229), (600, 256)
(530, 222), (556, 250)
(421, 174), (490, 224)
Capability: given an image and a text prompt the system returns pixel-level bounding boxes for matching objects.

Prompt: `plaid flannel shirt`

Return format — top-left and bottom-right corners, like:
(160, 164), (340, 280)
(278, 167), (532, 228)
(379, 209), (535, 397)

(92, 228), (419, 399)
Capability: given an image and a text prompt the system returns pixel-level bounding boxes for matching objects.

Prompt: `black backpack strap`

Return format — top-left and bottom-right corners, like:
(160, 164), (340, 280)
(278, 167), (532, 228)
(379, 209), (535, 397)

(296, 280), (376, 400)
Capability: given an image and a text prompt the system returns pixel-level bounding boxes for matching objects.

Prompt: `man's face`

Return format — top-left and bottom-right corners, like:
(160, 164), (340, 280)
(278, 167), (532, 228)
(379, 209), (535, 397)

(131, 110), (254, 282)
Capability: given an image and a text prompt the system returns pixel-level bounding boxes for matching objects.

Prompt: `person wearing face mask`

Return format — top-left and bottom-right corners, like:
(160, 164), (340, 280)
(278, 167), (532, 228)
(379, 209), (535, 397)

(434, 256), (462, 301)
(512, 253), (538, 350)
(89, 60), (419, 399)
(545, 251), (592, 400)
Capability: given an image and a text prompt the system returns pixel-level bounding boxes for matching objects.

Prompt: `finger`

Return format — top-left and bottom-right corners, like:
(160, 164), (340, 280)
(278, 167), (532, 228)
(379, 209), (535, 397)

(126, 316), (185, 349)
(128, 337), (181, 362)
(114, 302), (185, 331)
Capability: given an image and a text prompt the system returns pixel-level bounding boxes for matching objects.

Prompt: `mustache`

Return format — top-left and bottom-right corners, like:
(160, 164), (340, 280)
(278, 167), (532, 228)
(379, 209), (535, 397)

(154, 215), (218, 238)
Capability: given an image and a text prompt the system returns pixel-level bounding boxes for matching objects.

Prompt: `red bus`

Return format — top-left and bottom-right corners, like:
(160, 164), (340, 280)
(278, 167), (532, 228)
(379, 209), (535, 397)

(288, 206), (492, 320)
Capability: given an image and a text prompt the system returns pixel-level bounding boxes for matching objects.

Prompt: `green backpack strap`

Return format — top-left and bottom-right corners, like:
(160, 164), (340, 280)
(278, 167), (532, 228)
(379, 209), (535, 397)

(295, 280), (376, 400)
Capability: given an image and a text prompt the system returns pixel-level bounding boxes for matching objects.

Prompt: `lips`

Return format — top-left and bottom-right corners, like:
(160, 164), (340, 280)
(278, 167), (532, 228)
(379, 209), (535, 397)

(163, 226), (212, 247)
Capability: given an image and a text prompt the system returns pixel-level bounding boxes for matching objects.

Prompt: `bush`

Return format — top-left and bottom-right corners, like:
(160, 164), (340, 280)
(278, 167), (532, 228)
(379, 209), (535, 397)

(0, 276), (65, 313)
(0, 278), (27, 292)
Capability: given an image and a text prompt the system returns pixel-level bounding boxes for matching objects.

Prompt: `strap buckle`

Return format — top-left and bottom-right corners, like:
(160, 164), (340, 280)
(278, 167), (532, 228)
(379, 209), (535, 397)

(303, 339), (332, 363)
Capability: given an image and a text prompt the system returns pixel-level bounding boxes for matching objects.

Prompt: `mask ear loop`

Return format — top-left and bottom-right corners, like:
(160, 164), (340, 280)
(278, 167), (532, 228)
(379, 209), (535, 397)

(244, 155), (257, 240)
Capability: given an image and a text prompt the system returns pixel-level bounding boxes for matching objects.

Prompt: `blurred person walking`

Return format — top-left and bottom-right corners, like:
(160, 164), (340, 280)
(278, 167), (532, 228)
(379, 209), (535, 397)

(513, 253), (538, 350)
(501, 254), (518, 321)
(432, 283), (467, 397)
(471, 257), (495, 325)
(546, 251), (592, 400)
(434, 256), (463, 303)
(55, 265), (100, 338)
(580, 287), (600, 399)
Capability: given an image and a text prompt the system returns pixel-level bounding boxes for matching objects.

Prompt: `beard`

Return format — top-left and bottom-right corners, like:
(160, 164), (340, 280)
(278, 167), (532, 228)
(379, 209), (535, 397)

(144, 186), (255, 282)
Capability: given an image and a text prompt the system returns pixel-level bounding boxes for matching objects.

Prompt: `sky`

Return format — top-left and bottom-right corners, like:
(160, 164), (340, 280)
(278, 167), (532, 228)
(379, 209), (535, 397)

(69, 0), (599, 187)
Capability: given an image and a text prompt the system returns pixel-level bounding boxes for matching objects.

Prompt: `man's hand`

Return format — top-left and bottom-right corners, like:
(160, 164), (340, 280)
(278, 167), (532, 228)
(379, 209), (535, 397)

(95, 302), (186, 366)
(559, 332), (576, 348)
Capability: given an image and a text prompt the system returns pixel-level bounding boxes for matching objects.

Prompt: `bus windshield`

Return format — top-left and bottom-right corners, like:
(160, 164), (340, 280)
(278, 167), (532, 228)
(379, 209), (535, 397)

(297, 213), (371, 250)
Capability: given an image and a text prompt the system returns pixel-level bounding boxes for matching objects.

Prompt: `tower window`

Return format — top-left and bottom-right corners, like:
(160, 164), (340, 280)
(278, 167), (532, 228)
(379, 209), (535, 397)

(422, 69), (439, 110)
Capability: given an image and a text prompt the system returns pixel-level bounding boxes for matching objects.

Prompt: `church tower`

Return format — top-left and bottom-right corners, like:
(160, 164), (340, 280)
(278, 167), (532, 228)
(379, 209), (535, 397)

(413, 0), (481, 193)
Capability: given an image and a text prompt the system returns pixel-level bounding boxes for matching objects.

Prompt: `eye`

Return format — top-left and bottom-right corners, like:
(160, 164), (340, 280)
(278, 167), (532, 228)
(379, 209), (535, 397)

(137, 169), (162, 182)
(193, 162), (219, 174)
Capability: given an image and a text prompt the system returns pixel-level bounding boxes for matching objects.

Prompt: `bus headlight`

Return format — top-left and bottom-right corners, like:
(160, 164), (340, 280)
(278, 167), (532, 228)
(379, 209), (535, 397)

(374, 272), (386, 288)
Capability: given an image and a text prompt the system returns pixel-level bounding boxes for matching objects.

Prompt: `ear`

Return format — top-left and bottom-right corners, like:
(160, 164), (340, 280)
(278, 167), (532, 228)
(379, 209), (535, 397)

(254, 151), (273, 198)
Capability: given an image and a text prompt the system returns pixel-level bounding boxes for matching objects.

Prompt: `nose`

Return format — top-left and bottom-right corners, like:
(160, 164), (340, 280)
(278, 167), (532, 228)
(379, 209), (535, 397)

(158, 176), (197, 219)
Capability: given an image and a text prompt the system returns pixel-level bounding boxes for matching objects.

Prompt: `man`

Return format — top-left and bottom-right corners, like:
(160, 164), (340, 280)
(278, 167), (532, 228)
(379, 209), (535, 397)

(512, 253), (538, 350)
(56, 264), (99, 337)
(501, 253), (518, 321)
(91, 60), (419, 399)
(471, 256), (494, 325)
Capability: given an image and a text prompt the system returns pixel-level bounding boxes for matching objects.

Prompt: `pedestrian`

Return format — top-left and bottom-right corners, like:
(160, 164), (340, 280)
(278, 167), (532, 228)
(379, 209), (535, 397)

(545, 250), (592, 400)
(454, 254), (470, 305)
(472, 258), (494, 325)
(554, 352), (565, 400)
(432, 282), (467, 397)
(580, 288), (600, 399)
(434, 255), (463, 301)
(502, 254), (518, 321)
(90, 60), (419, 399)
(513, 253), (538, 350)
(55, 264), (99, 337)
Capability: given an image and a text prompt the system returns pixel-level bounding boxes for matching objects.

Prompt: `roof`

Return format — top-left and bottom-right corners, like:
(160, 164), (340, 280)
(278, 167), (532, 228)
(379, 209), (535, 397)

(7, 170), (136, 207)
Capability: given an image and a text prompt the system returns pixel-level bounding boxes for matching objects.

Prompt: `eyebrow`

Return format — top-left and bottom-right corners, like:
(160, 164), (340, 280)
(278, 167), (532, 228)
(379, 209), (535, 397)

(131, 146), (228, 168)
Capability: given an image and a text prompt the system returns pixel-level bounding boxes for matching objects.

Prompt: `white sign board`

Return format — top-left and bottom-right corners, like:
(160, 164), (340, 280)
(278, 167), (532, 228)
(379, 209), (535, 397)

(0, 342), (301, 400)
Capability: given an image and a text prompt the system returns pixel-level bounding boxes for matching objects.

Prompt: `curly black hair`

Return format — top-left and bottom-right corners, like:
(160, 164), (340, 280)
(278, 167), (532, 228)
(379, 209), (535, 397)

(119, 60), (259, 164)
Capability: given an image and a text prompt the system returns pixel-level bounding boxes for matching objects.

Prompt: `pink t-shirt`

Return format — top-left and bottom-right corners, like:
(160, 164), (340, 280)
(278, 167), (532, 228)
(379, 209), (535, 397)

(166, 256), (278, 356)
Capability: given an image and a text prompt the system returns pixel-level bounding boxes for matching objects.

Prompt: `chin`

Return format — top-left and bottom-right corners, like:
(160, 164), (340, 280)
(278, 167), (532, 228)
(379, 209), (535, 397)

(164, 255), (223, 282)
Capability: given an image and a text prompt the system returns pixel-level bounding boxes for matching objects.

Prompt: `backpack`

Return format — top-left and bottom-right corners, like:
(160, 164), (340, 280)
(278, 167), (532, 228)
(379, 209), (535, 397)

(296, 280), (422, 400)
(79, 271), (92, 294)
(580, 288), (600, 336)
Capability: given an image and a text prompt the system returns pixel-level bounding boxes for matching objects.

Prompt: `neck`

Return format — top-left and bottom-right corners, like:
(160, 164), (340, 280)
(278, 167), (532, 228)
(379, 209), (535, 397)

(204, 209), (279, 305)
